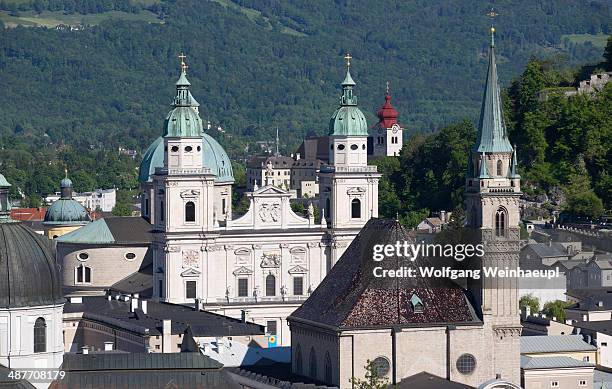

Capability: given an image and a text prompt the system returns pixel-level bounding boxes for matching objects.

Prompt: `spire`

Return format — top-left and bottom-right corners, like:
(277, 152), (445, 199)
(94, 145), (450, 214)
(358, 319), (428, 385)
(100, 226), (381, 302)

(173, 52), (198, 108)
(509, 145), (520, 178)
(376, 81), (399, 128)
(60, 171), (73, 200)
(472, 26), (513, 154)
(0, 173), (12, 222)
(340, 53), (357, 106)
(478, 153), (489, 178)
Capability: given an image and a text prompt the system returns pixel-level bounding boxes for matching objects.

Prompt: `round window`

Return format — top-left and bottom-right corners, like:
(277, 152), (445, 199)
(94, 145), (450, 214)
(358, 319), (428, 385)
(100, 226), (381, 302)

(197, 146), (201, 151)
(371, 357), (390, 377)
(171, 145), (179, 152)
(125, 252), (137, 261)
(337, 144), (345, 150)
(456, 354), (476, 375)
(77, 252), (89, 261)
(350, 144), (358, 150)
(185, 146), (193, 152)
(362, 144), (366, 150)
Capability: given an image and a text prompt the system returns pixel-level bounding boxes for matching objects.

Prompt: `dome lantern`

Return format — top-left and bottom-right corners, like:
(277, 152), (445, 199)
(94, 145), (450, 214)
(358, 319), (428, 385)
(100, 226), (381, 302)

(329, 54), (369, 137)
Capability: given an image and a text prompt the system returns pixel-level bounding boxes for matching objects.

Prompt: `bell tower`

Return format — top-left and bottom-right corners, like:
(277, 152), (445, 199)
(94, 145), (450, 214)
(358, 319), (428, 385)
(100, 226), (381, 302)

(319, 54), (380, 232)
(465, 26), (521, 384)
(370, 82), (403, 158)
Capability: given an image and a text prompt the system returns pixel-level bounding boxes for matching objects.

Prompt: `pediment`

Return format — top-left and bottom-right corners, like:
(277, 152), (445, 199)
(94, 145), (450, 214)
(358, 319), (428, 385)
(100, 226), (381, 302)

(347, 186), (366, 195)
(290, 246), (306, 254)
(233, 266), (254, 276)
(255, 186), (287, 195)
(180, 189), (200, 199)
(180, 268), (201, 277)
(234, 247), (251, 255)
(288, 265), (308, 274)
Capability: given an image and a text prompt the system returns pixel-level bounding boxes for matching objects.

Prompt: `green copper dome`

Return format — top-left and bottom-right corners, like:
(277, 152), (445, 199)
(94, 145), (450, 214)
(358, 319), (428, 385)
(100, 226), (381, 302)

(44, 176), (91, 225)
(164, 106), (203, 138)
(139, 134), (235, 184)
(329, 68), (369, 137)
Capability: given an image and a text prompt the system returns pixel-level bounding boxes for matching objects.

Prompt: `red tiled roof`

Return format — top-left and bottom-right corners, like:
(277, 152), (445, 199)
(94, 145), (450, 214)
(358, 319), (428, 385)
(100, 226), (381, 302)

(10, 208), (47, 221)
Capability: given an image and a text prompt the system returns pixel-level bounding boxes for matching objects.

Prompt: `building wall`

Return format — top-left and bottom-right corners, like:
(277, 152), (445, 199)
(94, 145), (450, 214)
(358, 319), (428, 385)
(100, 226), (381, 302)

(56, 243), (150, 289)
(0, 304), (64, 388)
(522, 367), (593, 389)
(566, 310), (612, 323)
(523, 351), (597, 364)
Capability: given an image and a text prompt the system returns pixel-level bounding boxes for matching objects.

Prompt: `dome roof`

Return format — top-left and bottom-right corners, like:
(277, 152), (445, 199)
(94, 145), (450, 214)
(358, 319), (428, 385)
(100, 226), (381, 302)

(329, 106), (369, 137)
(376, 93), (399, 129)
(139, 134), (235, 184)
(44, 199), (91, 225)
(0, 221), (63, 308)
(164, 106), (204, 138)
(60, 177), (73, 188)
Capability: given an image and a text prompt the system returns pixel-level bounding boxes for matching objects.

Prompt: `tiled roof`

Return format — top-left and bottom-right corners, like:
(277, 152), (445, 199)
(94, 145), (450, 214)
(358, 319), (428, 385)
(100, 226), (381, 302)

(0, 364), (36, 388)
(528, 243), (569, 258)
(520, 335), (596, 354)
(10, 208), (47, 221)
(573, 320), (612, 336)
(289, 219), (479, 329)
(521, 355), (594, 370)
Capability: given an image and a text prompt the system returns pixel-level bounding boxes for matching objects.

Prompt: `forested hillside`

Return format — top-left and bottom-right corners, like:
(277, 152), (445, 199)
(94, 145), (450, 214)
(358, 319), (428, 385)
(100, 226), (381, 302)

(0, 0), (609, 205)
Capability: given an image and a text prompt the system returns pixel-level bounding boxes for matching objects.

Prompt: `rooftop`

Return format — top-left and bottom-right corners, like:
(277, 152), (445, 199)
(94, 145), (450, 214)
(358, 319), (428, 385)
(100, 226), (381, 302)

(520, 335), (596, 354)
(520, 355), (594, 370)
(573, 320), (612, 337)
(56, 216), (153, 244)
(63, 295), (264, 337)
(397, 372), (474, 389)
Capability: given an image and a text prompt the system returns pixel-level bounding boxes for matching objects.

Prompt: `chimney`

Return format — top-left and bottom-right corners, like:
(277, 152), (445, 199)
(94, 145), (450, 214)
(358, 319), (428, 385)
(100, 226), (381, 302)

(440, 210), (446, 223)
(296, 153), (301, 160)
(194, 298), (200, 311)
(121, 295), (130, 302)
(81, 346), (89, 355)
(215, 338), (225, 354)
(525, 306), (531, 317)
(130, 297), (138, 313)
(140, 300), (148, 315)
(104, 341), (113, 351)
(241, 309), (249, 323)
(133, 293), (139, 299)
(598, 301), (604, 308)
(162, 319), (172, 353)
(69, 296), (83, 304)
(107, 295), (112, 301)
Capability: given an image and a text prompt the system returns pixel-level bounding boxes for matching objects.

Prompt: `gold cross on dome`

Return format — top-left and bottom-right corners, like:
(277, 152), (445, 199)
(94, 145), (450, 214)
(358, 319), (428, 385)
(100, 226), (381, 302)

(178, 52), (188, 71)
(344, 53), (352, 68)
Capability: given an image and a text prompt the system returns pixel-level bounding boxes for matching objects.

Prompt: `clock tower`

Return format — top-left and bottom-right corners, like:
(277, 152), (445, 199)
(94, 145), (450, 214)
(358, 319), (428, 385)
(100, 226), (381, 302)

(369, 83), (403, 158)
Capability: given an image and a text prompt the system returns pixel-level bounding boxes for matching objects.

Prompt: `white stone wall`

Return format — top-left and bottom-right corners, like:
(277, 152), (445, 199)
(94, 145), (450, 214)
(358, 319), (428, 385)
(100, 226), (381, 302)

(0, 304), (64, 389)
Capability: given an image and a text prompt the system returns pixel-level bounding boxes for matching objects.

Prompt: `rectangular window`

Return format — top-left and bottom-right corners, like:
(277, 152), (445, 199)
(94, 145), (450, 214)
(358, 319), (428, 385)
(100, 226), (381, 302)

(551, 382), (559, 387)
(185, 281), (197, 299)
(238, 278), (249, 297)
(293, 276), (304, 296)
(266, 320), (277, 336)
(222, 198), (226, 214)
(145, 198), (150, 216)
(84, 266), (91, 283)
(160, 201), (165, 222)
(583, 356), (590, 362)
(602, 342), (608, 346)
(76, 267), (83, 283)
(579, 380), (587, 386)
(158, 280), (163, 298)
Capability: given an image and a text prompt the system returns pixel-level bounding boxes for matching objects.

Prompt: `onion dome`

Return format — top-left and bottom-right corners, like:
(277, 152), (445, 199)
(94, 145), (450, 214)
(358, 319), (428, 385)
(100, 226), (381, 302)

(0, 175), (63, 308)
(329, 58), (368, 137)
(376, 84), (399, 128)
(44, 176), (91, 225)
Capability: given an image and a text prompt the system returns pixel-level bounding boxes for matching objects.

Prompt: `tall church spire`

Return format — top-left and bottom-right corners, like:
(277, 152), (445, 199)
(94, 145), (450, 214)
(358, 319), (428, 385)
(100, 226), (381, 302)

(472, 27), (513, 153)
(173, 53), (199, 109)
(340, 53), (357, 106)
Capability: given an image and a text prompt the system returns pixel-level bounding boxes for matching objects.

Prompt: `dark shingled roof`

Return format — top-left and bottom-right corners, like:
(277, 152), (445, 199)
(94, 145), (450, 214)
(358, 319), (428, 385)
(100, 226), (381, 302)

(397, 372), (474, 389)
(289, 219), (479, 329)
(51, 353), (239, 389)
(63, 296), (265, 337)
(0, 221), (64, 308)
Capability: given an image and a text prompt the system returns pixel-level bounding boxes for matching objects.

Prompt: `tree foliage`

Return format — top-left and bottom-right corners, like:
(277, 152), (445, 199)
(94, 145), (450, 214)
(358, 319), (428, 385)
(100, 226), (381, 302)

(519, 294), (540, 314)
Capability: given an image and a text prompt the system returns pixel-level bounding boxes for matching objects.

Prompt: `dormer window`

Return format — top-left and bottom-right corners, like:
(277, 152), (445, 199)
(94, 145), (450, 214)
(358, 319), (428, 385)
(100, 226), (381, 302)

(410, 294), (424, 313)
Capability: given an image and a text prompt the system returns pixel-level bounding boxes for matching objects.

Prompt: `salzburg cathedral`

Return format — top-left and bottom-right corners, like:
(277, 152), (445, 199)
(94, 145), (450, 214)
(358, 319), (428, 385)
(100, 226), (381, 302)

(0, 25), (531, 389)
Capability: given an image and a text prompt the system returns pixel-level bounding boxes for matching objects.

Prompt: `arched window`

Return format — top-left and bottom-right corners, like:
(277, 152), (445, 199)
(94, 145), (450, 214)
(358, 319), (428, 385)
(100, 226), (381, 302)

(75, 265), (91, 284)
(295, 344), (303, 374)
(266, 274), (276, 296)
(185, 201), (195, 222)
(309, 347), (317, 378)
(34, 317), (46, 353)
(324, 351), (332, 383)
(495, 207), (507, 237)
(497, 160), (503, 176)
(351, 198), (361, 219)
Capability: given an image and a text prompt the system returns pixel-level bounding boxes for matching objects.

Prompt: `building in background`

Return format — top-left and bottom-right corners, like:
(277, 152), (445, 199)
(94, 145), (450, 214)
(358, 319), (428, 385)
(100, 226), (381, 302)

(368, 83), (403, 158)
(45, 188), (116, 213)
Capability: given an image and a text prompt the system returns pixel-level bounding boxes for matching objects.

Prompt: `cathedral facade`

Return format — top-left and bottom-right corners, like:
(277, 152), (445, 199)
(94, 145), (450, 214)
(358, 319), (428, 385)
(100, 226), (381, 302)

(138, 58), (380, 345)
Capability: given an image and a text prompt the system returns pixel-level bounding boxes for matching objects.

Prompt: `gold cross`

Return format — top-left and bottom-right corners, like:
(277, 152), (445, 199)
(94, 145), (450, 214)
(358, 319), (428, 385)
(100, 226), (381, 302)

(344, 53), (352, 68)
(486, 8), (498, 19)
(178, 52), (188, 71)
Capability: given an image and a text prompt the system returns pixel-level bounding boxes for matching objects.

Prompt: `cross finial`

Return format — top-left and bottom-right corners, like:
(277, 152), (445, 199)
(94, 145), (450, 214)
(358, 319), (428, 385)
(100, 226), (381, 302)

(385, 81), (390, 95)
(178, 52), (188, 71)
(64, 168), (68, 179)
(344, 53), (352, 69)
(486, 8), (499, 47)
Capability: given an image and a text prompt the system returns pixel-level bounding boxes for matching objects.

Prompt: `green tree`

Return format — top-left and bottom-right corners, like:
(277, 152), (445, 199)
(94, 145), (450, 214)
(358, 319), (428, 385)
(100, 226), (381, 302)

(112, 202), (132, 216)
(565, 191), (604, 219)
(542, 300), (571, 322)
(520, 294), (540, 315)
(350, 360), (389, 389)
